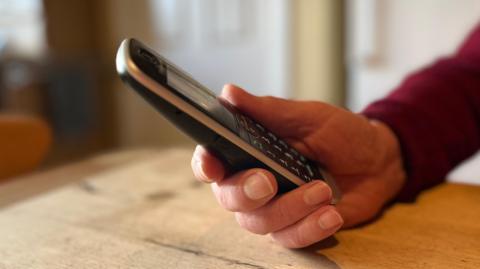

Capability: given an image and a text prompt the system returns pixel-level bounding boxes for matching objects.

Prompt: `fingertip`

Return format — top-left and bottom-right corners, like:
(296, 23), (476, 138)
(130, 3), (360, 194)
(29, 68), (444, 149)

(220, 84), (234, 99)
(212, 168), (278, 212)
(192, 145), (225, 183)
(243, 169), (278, 201)
(302, 180), (333, 206)
(317, 207), (344, 231)
(233, 179), (334, 236)
(220, 84), (250, 105)
(221, 83), (243, 95)
(270, 205), (343, 249)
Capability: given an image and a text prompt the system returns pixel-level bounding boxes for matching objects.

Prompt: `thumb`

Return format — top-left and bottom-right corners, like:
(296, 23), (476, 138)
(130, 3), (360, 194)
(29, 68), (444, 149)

(220, 84), (333, 138)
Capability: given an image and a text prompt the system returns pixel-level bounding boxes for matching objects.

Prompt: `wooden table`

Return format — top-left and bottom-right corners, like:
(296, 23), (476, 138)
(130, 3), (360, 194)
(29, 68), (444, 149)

(1, 148), (479, 269)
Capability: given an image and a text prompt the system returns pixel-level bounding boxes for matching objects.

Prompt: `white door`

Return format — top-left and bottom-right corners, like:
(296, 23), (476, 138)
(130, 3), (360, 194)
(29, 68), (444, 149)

(345, 0), (480, 184)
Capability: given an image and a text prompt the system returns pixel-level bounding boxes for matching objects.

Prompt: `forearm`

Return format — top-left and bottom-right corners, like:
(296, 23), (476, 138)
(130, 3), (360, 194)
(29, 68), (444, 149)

(363, 56), (480, 201)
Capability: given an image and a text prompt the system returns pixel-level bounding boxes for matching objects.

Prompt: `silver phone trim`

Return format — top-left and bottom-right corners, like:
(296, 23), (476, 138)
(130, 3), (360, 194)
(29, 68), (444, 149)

(116, 39), (340, 203)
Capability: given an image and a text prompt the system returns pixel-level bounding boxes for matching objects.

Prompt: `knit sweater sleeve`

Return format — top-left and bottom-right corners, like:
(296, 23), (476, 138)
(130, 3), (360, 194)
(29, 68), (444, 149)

(362, 23), (480, 201)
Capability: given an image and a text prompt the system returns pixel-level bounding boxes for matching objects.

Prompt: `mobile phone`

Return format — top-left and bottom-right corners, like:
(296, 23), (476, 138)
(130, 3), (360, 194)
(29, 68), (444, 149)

(116, 38), (341, 203)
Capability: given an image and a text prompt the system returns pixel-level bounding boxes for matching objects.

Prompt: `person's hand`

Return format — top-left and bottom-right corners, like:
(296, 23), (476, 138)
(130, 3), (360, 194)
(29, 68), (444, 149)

(191, 85), (406, 248)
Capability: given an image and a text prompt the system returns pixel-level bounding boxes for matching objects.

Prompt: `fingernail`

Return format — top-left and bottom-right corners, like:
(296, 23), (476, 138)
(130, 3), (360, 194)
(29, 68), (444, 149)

(194, 159), (213, 183)
(303, 181), (332, 206)
(318, 209), (343, 230)
(243, 172), (274, 200)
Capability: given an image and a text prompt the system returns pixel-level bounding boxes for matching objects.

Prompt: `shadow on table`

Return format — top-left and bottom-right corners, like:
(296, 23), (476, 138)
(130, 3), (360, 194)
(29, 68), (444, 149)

(289, 236), (341, 269)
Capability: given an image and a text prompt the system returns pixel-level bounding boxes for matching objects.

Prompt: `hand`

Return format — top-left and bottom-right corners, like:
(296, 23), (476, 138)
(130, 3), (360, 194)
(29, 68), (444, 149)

(191, 85), (406, 248)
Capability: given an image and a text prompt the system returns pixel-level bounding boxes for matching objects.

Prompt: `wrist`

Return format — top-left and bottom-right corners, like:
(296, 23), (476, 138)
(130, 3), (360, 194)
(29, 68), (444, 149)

(370, 120), (407, 200)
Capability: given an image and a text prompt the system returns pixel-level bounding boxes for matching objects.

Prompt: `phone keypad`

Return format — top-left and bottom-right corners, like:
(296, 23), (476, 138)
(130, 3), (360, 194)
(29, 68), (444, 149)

(267, 132), (278, 141)
(234, 114), (322, 183)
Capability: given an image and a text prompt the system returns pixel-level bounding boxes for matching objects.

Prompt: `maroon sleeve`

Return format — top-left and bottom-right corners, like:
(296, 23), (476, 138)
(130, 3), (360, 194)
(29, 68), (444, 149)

(363, 23), (480, 202)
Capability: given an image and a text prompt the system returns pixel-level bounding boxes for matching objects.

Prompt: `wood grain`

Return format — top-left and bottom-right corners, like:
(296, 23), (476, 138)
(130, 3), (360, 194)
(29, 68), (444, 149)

(0, 149), (479, 268)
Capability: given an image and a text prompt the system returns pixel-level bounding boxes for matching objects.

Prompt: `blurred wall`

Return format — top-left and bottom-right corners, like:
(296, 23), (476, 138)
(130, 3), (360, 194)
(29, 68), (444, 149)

(346, 0), (480, 111)
(345, 0), (480, 185)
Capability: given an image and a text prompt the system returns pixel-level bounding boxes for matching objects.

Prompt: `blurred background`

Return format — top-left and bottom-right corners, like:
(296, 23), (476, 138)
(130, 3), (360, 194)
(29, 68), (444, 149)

(0, 0), (479, 181)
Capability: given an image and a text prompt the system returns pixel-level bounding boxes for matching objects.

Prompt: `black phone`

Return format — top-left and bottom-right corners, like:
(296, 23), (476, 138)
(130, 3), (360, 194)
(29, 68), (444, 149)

(116, 38), (341, 202)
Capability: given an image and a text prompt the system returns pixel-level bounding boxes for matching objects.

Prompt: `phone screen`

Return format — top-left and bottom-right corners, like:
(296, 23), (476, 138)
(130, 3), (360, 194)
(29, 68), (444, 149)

(165, 66), (238, 132)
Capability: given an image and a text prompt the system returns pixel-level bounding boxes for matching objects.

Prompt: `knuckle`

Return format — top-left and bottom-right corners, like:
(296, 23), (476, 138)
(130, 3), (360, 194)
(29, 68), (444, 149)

(272, 198), (295, 224)
(271, 230), (308, 249)
(235, 213), (270, 235)
(273, 222), (315, 249)
(216, 190), (235, 211)
(235, 195), (299, 235)
(214, 185), (246, 212)
(286, 230), (309, 248)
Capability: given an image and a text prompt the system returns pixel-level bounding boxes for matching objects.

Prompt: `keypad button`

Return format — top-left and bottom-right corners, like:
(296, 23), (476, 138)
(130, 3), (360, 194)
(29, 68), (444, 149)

(239, 115), (247, 123)
(290, 148), (300, 156)
(261, 136), (271, 144)
(255, 123), (265, 132)
(284, 152), (294, 160)
(266, 150), (276, 158)
(273, 145), (283, 152)
(248, 128), (260, 138)
(267, 132), (277, 141)
(279, 158), (288, 167)
(238, 118), (246, 128)
(299, 155), (307, 163)
(305, 164), (315, 177)
(278, 140), (288, 149)
(249, 131), (259, 139)
(296, 160), (305, 167)
(244, 117), (255, 127)
(291, 166), (300, 176)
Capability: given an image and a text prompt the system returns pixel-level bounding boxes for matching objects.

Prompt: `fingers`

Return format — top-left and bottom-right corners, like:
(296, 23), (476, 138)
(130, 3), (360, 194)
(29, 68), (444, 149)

(334, 183), (385, 228)
(191, 144), (341, 249)
(191, 145), (225, 183)
(270, 206), (343, 248)
(211, 169), (278, 212)
(234, 180), (332, 234)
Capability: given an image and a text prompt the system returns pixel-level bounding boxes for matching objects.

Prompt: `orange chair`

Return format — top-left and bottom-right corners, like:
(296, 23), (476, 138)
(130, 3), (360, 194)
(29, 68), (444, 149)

(0, 115), (51, 181)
